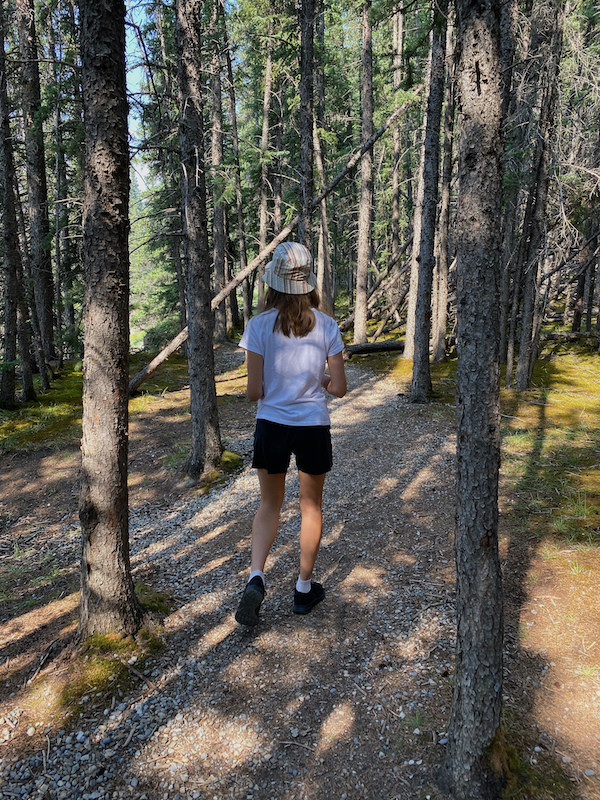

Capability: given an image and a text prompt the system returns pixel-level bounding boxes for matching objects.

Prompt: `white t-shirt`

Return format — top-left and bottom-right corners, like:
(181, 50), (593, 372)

(239, 307), (344, 426)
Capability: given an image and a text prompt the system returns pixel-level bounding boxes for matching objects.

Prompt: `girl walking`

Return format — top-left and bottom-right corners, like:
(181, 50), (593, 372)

(235, 242), (347, 626)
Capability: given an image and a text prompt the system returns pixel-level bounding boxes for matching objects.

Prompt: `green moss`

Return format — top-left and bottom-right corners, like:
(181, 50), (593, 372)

(220, 449), (243, 472)
(135, 583), (176, 616)
(58, 657), (130, 715)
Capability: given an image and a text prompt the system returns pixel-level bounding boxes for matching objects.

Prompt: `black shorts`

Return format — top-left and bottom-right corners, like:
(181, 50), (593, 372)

(252, 419), (333, 475)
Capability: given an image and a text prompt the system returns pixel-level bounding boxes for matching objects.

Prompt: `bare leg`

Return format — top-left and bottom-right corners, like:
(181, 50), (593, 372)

(298, 471), (326, 581)
(250, 470), (286, 573)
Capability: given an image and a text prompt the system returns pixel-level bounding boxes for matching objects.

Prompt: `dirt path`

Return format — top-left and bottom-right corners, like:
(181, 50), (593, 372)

(0, 349), (598, 799)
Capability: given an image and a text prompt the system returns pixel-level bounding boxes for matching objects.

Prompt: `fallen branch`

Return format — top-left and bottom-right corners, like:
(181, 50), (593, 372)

(128, 88), (422, 395)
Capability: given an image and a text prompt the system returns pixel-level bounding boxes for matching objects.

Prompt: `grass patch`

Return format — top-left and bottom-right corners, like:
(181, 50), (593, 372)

(135, 583), (176, 616)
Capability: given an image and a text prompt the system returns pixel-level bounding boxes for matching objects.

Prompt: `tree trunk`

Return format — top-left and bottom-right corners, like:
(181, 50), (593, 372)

(222, 6), (250, 327)
(353, 0), (373, 345)
(256, 15), (274, 313)
(391, 4), (403, 265)
(298, 0), (314, 249)
(176, 0), (223, 478)
(210, 2), (227, 341)
(441, 0), (505, 796)
(314, 0), (334, 316)
(432, 11), (455, 364)
(1, 3), (34, 407)
(409, 0), (447, 402)
(513, 3), (564, 389)
(78, 0), (144, 638)
(16, 0), (54, 365)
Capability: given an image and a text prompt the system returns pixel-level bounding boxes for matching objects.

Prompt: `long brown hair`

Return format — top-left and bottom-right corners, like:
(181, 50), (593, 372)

(264, 287), (321, 337)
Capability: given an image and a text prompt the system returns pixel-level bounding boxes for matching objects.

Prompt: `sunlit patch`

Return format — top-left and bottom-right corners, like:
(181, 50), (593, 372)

(316, 702), (355, 754)
(0, 593), (78, 651)
(321, 521), (345, 546)
(337, 566), (387, 606)
(193, 554), (232, 578)
(131, 710), (272, 779)
(191, 524), (230, 545)
(373, 476), (400, 497)
(192, 618), (237, 657)
(390, 552), (416, 566)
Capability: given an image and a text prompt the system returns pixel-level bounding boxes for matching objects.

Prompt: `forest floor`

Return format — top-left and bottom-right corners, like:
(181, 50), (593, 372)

(0, 342), (599, 800)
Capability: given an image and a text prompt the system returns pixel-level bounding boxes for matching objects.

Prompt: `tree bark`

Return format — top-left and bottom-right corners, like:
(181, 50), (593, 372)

(256, 16), (274, 313)
(222, 5), (250, 327)
(314, 0), (334, 316)
(175, 0), (223, 478)
(79, 0), (144, 638)
(353, 0), (373, 345)
(432, 11), (455, 363)
(298, 0), (314, 249)
(513, 3), (564, 390)
(441, 1), (505, 796)
(0, 1), (19, 409)
(209, 1), (227, 341)
(16, 0), (54, 364)
(391, 4), (403, 265)
(409, 0), (447, 402)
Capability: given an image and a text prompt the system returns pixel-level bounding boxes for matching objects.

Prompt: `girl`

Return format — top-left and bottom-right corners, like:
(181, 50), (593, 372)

(235, 241), (347, 627)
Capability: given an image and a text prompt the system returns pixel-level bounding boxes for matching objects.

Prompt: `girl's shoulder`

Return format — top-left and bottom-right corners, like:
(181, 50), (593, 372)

(312, 309), (340, 330)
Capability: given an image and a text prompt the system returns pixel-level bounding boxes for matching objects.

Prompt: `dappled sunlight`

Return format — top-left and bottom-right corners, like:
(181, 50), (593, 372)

(192, 554), (232, 579)
(315, 702), (355, 755)
(0, 594), (78, 649)
(130, 707), (273, 782)
(320, 520), (345, 547)
(191, 618), (237, 657)
(337, 566), (389, 607)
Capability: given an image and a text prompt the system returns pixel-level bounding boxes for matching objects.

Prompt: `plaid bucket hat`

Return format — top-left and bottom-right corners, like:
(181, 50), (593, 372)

(263, 242), (317, 295)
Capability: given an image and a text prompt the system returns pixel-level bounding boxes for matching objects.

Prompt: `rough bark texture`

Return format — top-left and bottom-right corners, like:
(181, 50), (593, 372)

(16, 0), (54, 363)
(441, 1), (505, 797)
(257, 16), (274, 313)
(432, 12), (455, 363)
(223, 15), (250, 327)
(314, 0), (334, 316)
(210, 3), (227, 341)
(513, 4), (563, 390)
(409, 0), (447, 402)
(353, 0), (373, 345)
(79, 0), (144, 638)
(298, 0), (314, 248)
(391, 5), (403, 264)
(0, 1), (22, 409)
(176, 0), (222, 478)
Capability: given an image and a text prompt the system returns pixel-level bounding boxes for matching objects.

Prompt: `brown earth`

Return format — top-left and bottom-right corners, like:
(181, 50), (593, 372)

(0, 344), (598, 799)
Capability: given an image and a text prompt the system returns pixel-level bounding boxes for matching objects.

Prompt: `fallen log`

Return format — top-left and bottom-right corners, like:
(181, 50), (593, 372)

(540, 331), (600, 341)
(344, 340), (405, 357)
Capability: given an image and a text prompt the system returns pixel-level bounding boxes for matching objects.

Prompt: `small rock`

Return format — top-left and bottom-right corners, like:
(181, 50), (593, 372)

(562, 756), (571, 764)
(584, 770), (596, 777)
(26, 727), (35, 737)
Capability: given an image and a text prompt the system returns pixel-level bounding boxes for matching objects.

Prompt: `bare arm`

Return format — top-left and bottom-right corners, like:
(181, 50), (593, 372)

(322, 351), (347, 398)
(246, 350), (264, 401)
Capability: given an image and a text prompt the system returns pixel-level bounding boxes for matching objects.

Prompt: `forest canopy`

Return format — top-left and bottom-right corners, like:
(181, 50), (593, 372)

(0, 0), (599, 398)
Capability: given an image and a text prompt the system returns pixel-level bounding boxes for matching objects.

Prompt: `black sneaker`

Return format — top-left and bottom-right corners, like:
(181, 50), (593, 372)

(235, 576), (265, 627)
(293, 581), (325, 615)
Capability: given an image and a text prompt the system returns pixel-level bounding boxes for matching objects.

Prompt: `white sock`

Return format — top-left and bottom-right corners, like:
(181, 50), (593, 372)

(296, 577), (312, 593)
(249, 570), (265, 585)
